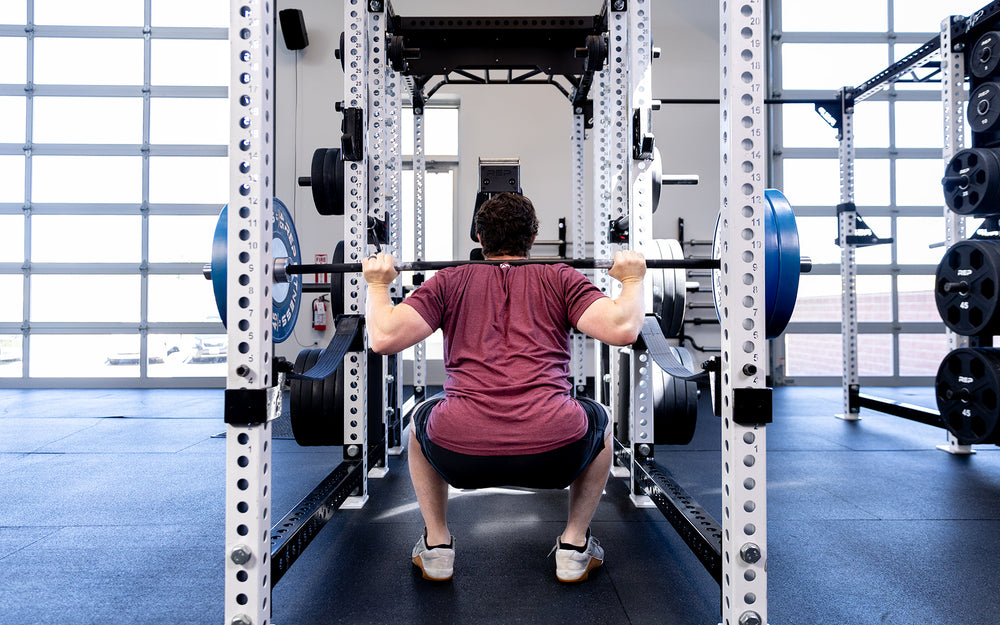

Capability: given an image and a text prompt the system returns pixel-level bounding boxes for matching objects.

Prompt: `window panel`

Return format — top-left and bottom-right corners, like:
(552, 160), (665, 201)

(0, 37), (27, 84)
(149, 215), (220, 262)
(856, 159), (891, 206)
(858, 333), (893, 376)
(0, 215), (24, 262)
(148, 157), (228, 204)
(896, 217), (946, 265)
(895, 101), (944, 148)
(898, 333), (949, 376)
(780, 104), (839, 149)
(147, 333), (226, 377)
(785, 333), (843, 376)
(402, 107), (461, 155)
(35, 0), (143, 26)
(0, 335), (23, 378)
(0, 276), (23, 322)
(148, 275), (221, 323)
(790, 275), (841, 322)
(0, 4), (26, 24)
(781, 44), (889, 90)
(897, 274), (939, 322)
(858, 275), (892, 322)
(31, 275), (139, 322)
(402, 170), (454, 263)
(853, 101), (890, 148)
(151, 40), (228, 86)
(854, 216), (891, 265)
(150, 98), (228, 145)
(896, 159), (946, 206)
(0, 97), (26, 143)
(152, 0), (228, 27)
(783, 0), (887, 31)
(33, 97), (143, 144)
(32, 156), (142, 203)
(793, 216), (841, 265)
(34, 38), (144, 85)
(30, 334), (139, 378)
(31, 215), (141, 263)
(893, 1), (985, 32)
(780, 159), (839, 206)
(0, 155), (25, 203)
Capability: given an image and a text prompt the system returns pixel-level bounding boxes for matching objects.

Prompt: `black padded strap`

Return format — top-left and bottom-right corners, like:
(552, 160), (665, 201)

(639, 316), (707, 381)
(289, 315), (363, 381)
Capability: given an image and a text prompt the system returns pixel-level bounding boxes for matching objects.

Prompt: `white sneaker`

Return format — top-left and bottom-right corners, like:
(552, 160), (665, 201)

(553, 534), (604, 582)
(411, 532), (455, 581)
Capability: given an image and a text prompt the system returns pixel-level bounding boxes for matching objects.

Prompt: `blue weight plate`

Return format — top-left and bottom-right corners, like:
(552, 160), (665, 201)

(207, 199), (302, 344)
(763, 195), (781, 331)
(271, 198), (301, 343)
(765, 188), (800, 339)
(211, 205), (229, 327)
(710, 189), (801, 339)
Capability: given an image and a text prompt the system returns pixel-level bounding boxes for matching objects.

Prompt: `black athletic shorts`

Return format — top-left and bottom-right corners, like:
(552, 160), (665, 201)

(410, 395), (609, 490)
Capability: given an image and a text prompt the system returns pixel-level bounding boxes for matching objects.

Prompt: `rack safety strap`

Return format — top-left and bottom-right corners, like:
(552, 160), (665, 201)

(639, 316), (707, 382)
(288, 315), (363, 381)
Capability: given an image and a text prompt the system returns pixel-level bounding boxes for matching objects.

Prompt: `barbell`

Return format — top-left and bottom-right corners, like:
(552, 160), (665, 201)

(208, 189), (806, 342)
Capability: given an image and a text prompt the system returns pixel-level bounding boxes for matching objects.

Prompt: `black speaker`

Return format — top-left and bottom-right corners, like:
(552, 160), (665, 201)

(278, 9), (308, 50)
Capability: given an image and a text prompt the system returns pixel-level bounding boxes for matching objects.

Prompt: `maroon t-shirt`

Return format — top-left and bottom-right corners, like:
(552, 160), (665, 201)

(403, 263), (605, 456)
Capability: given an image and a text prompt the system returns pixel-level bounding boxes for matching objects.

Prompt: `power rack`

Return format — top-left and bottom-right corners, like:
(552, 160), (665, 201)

(223, 2), (773, 625)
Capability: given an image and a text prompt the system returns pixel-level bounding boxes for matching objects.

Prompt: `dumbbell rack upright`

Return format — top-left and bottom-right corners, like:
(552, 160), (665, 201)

(221, 1), (771, 624)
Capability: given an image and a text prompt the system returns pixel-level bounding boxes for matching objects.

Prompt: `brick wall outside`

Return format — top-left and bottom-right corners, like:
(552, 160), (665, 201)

(786, 288), (949, 377)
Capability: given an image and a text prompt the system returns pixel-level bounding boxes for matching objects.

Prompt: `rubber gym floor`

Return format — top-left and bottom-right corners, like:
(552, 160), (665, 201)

(1, 385), (999, 625)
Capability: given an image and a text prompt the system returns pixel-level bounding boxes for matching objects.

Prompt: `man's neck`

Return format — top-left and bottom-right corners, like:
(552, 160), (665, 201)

(484, 253), (527, 261)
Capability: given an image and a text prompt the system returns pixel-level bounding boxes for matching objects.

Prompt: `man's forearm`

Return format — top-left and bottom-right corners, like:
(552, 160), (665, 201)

(613, 279), (645, 340)
(365, 284), (395, 351)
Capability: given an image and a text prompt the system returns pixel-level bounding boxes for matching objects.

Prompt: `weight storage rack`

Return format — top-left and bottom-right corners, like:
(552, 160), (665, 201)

(829, 1), (1000, 453)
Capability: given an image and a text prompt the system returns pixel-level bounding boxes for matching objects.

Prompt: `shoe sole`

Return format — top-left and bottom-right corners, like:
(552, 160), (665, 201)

(412, 554), (453, 581)
(556, 556), (603, 583)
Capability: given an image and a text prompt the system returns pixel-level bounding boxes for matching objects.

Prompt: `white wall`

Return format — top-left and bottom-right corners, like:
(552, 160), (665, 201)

(273, 0), (723, 372)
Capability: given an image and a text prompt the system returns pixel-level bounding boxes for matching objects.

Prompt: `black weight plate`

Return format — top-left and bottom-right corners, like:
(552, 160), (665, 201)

(310, 148), (335, 215)
(653, 346), (698, 445)
(331, 147), (345, 216)
(290, 348), (312, 438)
(972, 31), (1000, 79)
(648, 239), (686, 338)
(663, 239), (686, 338)
(615, 349), (631, 444)
(942, 148), (1000, 215)
(331, 241), (345, 318)
(969, 81), (1000, 135)
(338, 31), (345, 71)
(935, 239), (1000, 335)
(290, 348), (321, 444)
(935, 347), (1000, 444)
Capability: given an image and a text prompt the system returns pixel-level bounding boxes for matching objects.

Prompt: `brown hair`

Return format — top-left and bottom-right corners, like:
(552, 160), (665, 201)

(474, 192), (539, 257)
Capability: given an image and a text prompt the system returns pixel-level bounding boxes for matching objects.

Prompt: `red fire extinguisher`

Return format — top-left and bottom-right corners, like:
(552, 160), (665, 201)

(312, 296), (328, 331)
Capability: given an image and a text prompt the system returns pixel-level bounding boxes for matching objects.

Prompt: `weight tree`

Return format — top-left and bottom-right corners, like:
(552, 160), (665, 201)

(222, 1), (772, 624)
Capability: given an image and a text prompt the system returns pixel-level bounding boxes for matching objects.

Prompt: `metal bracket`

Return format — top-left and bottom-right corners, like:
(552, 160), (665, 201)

(632, 107), (655, 160)
(835, 202), (893, 247)
(224, 388), (269, 425)
(732, 387), (773, 426)
(341, 107), (365, 161)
